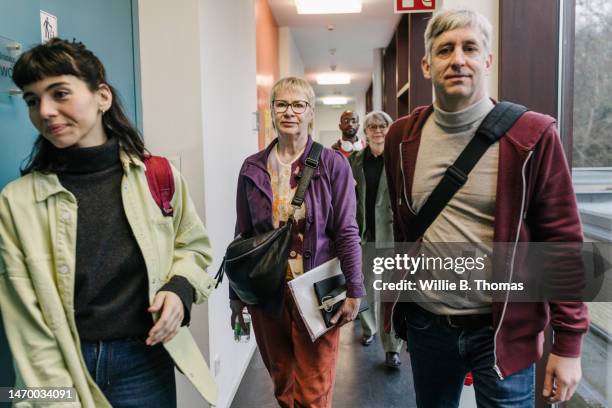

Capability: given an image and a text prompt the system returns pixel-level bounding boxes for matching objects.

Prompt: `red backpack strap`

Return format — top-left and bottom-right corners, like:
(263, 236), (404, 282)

(143, 156), (175, 216)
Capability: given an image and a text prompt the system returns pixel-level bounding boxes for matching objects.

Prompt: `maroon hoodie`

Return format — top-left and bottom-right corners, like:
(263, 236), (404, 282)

(384, 104), (589, 378)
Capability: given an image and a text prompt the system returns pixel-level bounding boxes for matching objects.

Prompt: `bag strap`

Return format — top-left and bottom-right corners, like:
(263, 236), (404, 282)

(144, 156), (175, 217)
(290, 142), (323, 211)
(215, 142), (324, 289)
(405, 101), (527, 241)
(214, 256), (225, 288)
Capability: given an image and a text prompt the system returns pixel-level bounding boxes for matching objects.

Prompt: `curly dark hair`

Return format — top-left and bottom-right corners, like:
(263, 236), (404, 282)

(12, 38), (147, 174)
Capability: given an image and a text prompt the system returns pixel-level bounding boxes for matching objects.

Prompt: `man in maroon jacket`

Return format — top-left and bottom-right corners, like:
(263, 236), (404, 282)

(383, 9), (588, 407)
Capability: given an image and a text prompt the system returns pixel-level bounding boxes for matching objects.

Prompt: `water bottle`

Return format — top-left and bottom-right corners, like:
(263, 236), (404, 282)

(234, 312), (251, 343)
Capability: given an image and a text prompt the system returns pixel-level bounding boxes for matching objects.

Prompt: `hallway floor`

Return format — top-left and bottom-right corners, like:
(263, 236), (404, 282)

(230, 321), (417, 408)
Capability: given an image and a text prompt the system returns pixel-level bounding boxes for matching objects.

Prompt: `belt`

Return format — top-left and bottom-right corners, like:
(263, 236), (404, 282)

(411, 303), (492, 329)
(444, 313), (492, 329)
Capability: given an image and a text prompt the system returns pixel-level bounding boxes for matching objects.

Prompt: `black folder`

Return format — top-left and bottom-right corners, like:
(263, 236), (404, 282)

(313, 274), (369, 328)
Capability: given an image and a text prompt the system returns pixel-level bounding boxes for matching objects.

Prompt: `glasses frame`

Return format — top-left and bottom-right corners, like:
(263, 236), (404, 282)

(366, 123), (388, 131)
(272, 99), (311, 114)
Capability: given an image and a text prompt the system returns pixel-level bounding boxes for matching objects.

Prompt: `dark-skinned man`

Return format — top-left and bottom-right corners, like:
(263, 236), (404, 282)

(331, 110), (365, 157)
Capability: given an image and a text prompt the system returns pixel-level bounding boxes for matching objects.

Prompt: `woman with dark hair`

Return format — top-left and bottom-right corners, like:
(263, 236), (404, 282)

(0, 39), (217, 407)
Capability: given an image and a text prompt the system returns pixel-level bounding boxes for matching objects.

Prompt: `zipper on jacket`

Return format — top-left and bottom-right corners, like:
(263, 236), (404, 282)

(391, 143), (419, 339)
(492, 150), (534, 380)
(398, 142), (416, 215)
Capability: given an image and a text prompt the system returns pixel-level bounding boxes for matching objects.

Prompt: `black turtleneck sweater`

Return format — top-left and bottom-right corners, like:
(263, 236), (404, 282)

(50, 138), (193, 340)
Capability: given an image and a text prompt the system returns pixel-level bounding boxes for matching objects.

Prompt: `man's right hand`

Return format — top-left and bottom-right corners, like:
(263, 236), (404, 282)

(230, 299), (247, 331)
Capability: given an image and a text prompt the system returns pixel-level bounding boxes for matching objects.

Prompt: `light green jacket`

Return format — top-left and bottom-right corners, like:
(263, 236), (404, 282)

(0, 151), (218, 407)
(348, 148), (394, 245)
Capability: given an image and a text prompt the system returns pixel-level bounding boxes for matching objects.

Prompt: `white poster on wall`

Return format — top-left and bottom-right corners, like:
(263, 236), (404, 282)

(40, 10), (58, 43)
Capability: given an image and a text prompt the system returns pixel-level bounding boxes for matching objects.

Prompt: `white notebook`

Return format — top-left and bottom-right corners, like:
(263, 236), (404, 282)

(287, 257), (343, 342)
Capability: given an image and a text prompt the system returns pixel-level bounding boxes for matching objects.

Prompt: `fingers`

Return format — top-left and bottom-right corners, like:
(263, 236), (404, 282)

(148, 319), (180, 345)
(544, 370), (576, 403)
(347, 302), (359, 320)
(147, 294), (183, 346)
(330, 303), (356, 326)
(567, 382), (579, 401)
(542, 369), (554, 399)
(548, 382), (566, 404)
(230, 301), (247, 330)
(230, 311), (238, 330)
(330, 308), (344, 325)
(148, 292), (166, 313)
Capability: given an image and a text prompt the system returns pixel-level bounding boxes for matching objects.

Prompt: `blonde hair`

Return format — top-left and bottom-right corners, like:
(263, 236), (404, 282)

(424, 9), (493, 64)
(270, 77), (315, 106)
(270, 77), (316, 134)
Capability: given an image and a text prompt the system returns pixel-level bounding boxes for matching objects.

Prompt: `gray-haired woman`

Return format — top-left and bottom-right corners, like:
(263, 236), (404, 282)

(348, 110), (404, 368)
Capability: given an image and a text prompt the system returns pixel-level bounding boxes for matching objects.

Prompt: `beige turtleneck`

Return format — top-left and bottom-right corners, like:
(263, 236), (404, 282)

(411, 97), (498, 315)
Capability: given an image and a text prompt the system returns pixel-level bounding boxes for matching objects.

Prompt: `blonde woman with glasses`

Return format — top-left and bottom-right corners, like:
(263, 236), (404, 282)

(229, 77), (365, 407)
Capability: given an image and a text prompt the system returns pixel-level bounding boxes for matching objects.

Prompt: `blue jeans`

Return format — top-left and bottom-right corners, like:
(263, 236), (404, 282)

(405, 304), (534, 408)
(80, 338), (176, 408)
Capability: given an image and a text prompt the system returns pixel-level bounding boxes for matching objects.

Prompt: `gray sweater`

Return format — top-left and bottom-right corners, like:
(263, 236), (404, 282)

(50, 138), (193, 340)
(411, 97), (497, 315)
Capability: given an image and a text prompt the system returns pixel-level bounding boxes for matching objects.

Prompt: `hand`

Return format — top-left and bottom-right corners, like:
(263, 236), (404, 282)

(230, 299), (248, 331)
(542, 353), (582, 403)
(146, 291), (184, 346)
(330, 297), (361, 326)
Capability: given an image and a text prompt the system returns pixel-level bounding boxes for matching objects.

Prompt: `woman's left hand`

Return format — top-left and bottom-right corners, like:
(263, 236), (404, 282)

(330, 297), (362, 326)
(146, 291), (184, 346)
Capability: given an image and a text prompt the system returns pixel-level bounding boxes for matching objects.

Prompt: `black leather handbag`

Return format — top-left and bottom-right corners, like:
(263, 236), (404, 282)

(215, 142), (323, 304)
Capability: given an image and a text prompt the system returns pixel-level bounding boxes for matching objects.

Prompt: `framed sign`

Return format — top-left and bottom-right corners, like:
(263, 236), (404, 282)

(40, 10), (58, 43)
(0, 35), (22, 95)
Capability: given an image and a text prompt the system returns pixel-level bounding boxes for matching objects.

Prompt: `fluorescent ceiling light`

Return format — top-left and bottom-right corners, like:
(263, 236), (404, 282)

(322, 96), (349, 105)
(316, 73), (351, 85)
(295, 0), (362, 15)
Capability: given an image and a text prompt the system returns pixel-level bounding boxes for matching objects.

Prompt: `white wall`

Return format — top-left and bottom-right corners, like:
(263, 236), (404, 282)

(138, 2), (210, 406)
(138, 1), (258, 407)
(279, 27), (305, 77)
(372, 48), (383, 112)
(440, 0), (499, 99)
(354, 95), (366, 127)
(200, 1), (258, 407)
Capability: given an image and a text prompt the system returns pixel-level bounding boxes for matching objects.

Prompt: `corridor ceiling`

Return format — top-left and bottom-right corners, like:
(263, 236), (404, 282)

(268, 0), (401, 102)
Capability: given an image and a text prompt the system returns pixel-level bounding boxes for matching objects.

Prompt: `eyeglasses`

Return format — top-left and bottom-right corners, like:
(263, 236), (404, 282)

(272, 100), (310, 114)
(341, 118), (358, 125)
(366, 123), (388, 131)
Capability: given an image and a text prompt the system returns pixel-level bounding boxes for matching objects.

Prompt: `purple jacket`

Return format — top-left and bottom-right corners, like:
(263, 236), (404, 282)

(230, 137), (365, 307)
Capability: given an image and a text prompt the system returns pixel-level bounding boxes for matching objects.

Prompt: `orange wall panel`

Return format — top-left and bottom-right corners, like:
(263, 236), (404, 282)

(255, 0), (279, 148)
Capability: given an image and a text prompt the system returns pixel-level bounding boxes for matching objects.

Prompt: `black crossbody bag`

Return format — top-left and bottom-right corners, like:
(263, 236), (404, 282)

(215, 142), (324, 304)
(392, 102), (527, 340)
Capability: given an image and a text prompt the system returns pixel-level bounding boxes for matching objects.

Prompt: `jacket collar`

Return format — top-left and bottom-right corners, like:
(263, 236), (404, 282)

(33, 172), (66, 203)
(242, 135), (321, 178)
(33, 148), (143, 203)
(408, 99), (552, 153)
(120, 148), (145, 172)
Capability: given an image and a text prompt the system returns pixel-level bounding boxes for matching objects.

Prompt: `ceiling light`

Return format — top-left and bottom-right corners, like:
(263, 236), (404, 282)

(295, 0), (362, 15)
(317, 73), (351, 85)
(322, 96), (348, 105)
